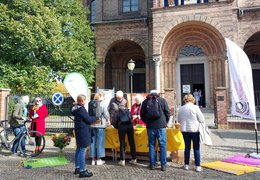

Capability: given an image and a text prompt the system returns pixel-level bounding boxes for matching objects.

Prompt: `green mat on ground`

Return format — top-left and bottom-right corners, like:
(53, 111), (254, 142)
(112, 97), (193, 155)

(23, 156), (69, 169)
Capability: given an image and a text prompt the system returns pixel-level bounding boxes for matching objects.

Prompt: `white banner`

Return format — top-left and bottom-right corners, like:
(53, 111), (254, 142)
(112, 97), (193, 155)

(225, 38), (256, 120)
(63, 72), (88, 108)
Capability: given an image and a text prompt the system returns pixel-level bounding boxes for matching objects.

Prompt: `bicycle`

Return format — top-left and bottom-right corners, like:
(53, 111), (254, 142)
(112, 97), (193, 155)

(0, 119), (45, 158)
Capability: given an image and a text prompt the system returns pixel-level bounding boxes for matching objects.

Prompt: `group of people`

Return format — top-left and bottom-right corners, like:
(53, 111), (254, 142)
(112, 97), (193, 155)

(9, 96), (48, 155)
(7, 91), (205, 178)
(193, 89), (202, 107)
(72, 89), (206, 178)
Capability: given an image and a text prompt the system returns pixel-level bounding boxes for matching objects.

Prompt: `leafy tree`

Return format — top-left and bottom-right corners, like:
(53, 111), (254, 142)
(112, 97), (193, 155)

(0, 0), (96, 95)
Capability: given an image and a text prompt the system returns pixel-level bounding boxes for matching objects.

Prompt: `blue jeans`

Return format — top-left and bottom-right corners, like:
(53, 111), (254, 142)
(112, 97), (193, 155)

(89, 128), (105, 159)
(182, 132), (200, 166)
(75, 146), (87, 172)
(147, 128), (167, 167)
(11, 126), (26, 153)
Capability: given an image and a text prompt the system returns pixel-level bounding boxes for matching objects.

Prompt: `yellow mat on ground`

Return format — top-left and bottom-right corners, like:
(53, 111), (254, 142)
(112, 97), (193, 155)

(201, 161), (260, 175)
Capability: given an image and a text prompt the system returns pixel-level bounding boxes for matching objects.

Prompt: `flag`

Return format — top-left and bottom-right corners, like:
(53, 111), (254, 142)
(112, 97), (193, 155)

(225, 38), (256, 120)
(63, 72), (88, 108)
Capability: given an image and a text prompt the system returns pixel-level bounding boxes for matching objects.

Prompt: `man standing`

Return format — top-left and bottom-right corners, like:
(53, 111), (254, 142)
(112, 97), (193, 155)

(140, 90), (170, 171)
(108, 90), (137, 166)
(108, 90), (128, 128)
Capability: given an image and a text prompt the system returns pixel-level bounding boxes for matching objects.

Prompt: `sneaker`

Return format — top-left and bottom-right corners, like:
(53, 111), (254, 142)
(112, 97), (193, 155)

(74, 168), (80, 175)
(161, 166), (166, 171)
(79, 171), (93, 178)
(149, 164), (155, 170)
(196, 166), (202, 172)
(91, 160), (96, 166)
(118, 160), (125, 167)
(184, 164), (189, 170)
(96, 159), (105, 165)
(129, 159), (137, 165)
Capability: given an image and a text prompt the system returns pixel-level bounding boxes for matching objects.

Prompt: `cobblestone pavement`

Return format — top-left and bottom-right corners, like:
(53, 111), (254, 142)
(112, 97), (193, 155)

(0, 127), (260, 180)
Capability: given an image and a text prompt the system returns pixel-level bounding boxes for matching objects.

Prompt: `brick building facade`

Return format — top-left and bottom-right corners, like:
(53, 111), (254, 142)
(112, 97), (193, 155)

(87, 0), (260, 111)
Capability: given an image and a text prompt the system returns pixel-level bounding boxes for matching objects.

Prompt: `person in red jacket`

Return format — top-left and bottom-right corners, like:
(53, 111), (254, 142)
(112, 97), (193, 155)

(130, 95), (146, 126)
(29, 97), (48, 153)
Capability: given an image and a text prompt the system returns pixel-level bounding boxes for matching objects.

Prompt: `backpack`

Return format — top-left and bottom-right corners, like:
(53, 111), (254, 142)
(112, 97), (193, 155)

(146, 95), (161, 120)
(117, 109), (131, 124)
(88, 100), (102, 117)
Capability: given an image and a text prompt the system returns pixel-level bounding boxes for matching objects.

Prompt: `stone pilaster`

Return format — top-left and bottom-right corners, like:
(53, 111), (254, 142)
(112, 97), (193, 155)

(153, 54), (161, 93)
(0, 89), (11, 121)
(215, 87), (228, 129)
(95, 61), (105, 89)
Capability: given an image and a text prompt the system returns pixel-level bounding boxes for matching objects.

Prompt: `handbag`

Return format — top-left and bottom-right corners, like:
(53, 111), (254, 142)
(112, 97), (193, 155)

(198, 123), (213, 146)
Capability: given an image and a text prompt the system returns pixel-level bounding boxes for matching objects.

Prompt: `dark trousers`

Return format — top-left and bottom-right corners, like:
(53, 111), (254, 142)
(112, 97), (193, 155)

(118, 124), (136, 160)
(35, 136), (42, 146)
(32, 122), (42, 146)
(182, 132), (200, 166)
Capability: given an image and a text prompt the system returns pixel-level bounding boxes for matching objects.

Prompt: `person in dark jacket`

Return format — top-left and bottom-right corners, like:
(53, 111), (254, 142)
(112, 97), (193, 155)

(140, 90), (170, 171)
(72, 94), (100, 178)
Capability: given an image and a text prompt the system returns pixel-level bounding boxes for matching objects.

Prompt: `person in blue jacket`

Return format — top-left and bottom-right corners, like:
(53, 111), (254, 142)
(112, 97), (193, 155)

(72, 94), (100, 178)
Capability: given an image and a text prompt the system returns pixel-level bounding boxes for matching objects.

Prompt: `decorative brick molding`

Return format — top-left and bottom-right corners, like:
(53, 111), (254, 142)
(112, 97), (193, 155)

(0, 89), (11, 121)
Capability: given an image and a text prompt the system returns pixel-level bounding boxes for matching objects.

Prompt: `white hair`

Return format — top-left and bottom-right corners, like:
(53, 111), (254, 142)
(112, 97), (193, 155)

(135, 95), (144, 102)
(115, 90), (124, 98)
(20, 95), (29, 104)
(150, 89), (159, 94)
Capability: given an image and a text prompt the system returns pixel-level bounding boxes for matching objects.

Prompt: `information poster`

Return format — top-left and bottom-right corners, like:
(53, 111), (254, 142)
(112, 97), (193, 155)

(182, 85), (190, 93)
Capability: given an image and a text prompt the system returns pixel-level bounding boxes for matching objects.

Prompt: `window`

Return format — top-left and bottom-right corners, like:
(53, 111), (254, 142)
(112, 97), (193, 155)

(91, 0), (96, 23)
(123, 0), (138, 13)
(90, 0), (96, 30)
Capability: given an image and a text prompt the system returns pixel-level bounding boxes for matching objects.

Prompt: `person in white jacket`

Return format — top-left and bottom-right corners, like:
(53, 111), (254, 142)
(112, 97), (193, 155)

(177, 93), (205, 172)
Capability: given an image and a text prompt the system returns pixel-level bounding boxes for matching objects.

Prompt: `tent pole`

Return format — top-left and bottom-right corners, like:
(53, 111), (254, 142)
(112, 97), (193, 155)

(255, 128), (259, 154)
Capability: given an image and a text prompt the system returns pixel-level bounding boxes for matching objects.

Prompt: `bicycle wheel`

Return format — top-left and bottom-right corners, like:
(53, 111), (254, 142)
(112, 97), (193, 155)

(19, 130), (45, 157)
(0, 129), (9, 150)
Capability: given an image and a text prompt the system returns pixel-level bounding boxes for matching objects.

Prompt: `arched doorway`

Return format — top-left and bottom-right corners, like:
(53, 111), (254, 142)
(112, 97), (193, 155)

(161, 21), (226, 109)
(176, 45), (209, 107)
(244, 32), (260, 107)
(105, 40), (146, 93)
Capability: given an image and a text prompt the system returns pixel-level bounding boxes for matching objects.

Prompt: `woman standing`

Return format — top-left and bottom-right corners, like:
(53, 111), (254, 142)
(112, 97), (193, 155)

(29, 97), (48, 153)
(72, 94), (100, 178)
(88, 92), (110, 166)
(177, 94), (205, 172)
(130, 95), (146, 126)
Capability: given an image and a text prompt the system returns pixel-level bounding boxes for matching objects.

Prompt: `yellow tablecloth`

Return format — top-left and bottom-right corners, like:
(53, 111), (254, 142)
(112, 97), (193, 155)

(105, 127), (185, 153)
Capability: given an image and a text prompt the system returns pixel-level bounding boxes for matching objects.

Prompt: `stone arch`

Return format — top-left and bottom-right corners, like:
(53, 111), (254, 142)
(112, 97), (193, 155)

(99, 39), (146, 92)
(243, 30), (260, 94)
(99, 37), (147, 63)
(161, 21), (225, 57)
(239, 26), (260, 48)
(153, 15), (228, 54)
(159, 20), (226, 108)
